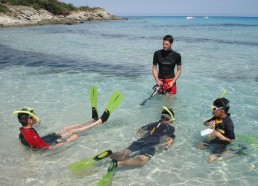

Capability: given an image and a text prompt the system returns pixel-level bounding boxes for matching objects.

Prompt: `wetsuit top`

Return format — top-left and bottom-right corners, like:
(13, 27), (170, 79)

(19, 127), (50, 149)
(207, 114), (235, 140)
(141, 121), (175, 144)
(153, 49), (181, 79)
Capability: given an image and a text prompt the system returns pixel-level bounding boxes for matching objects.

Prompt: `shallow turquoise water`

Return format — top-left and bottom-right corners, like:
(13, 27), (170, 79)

(0, 16), (258, 185)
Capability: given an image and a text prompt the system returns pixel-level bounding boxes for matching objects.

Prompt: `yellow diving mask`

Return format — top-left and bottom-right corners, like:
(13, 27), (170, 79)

(162, 106), (175, 123)
(13, 106), (40, 123)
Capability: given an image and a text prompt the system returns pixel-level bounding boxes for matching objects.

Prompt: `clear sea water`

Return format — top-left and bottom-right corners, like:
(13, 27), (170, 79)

(0, 16), (258, 186)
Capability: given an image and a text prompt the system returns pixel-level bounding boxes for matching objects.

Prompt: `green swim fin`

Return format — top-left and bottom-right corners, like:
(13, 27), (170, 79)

(105, 91), (124, 114)
(99, 91), (124, 123)
(97, 160), (117, 186)
(236, 134), (258, 149)
(90, 85), (99, 120)
(69, 150), (112, 173)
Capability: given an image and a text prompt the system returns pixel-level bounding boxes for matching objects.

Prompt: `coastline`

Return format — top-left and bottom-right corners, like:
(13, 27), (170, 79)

(0, 4), (125, 27)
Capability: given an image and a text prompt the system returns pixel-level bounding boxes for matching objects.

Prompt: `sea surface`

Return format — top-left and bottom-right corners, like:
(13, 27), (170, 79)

(0, 16), (258, 186)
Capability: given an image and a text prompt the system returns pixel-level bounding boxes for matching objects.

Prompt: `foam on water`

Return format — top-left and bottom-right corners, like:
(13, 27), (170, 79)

(0, 16), (258, 185)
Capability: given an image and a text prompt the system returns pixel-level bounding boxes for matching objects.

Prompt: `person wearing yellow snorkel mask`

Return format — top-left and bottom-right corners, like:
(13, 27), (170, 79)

(98, 107), (176, 168)
(199, 98), (235, 163)
(14, 106), (110, 150)
(14, 86), (123, 150)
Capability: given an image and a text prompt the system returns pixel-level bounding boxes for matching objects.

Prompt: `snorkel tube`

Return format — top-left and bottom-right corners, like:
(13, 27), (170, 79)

(210, 90), (228, 111)
(13, 106), (40, 123)
(162, 106), (175, 122)
(220, 90), (228, 98)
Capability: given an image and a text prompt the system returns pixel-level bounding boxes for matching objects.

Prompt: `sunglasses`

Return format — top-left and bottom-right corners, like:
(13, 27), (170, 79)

(212, 106), (224, 111)
(161, 114), (171, 120)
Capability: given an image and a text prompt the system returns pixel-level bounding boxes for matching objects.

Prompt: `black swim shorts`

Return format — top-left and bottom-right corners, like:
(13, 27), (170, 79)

(42, 133), (64, 145)
(127, 139), (158, 157)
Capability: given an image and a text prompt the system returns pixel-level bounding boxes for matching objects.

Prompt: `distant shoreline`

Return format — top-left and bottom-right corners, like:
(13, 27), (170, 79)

(0, 4), (125, 27)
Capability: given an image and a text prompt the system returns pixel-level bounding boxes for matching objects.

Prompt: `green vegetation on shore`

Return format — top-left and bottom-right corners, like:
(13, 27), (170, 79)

(0, 3), (9, 12)
(0, 0), (100, 15)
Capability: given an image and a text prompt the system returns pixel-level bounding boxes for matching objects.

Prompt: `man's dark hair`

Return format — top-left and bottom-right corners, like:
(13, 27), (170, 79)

(213, 98), (230, 113)
(163, 35), (174, 43)
(18, 113), (30, 126)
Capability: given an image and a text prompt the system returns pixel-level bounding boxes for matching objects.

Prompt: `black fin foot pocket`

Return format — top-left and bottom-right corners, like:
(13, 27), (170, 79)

(100, 110), (110, 123)
(92, 107), (99, 120)
(108, 159), (118, 172)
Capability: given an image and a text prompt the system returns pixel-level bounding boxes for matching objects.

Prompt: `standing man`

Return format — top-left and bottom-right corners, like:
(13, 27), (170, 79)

(152, 35), (182, 95)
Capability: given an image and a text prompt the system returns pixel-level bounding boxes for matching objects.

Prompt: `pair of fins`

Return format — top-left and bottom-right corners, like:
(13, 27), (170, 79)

(90, 85), (124, 122)
(68, 86), (123, 185)
(69, 150), (116, 186)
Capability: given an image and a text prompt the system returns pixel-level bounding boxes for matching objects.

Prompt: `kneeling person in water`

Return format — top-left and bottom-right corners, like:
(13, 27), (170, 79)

(199, 98), (235, 163)
(109, 107), (176, 167)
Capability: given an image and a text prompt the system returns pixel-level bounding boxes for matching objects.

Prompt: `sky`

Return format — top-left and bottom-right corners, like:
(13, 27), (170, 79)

(60, 0), (258, 17)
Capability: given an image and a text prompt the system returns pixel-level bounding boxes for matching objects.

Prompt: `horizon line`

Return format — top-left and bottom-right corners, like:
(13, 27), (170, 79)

(116, 15), (258, 18)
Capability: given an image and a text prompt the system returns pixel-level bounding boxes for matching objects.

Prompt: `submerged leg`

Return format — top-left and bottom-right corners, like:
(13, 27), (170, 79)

(208, 154), (218, 164)
(117, 155), (150, 167)
(110, 149), (131, 161)
(61, 120), (95, 132)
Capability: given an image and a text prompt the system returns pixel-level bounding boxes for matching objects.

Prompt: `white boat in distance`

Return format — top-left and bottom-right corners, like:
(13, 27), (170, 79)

(186, 16), (195, 19)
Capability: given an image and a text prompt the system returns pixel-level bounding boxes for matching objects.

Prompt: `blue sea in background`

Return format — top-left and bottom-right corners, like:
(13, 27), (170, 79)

(0, 16), (258, 185)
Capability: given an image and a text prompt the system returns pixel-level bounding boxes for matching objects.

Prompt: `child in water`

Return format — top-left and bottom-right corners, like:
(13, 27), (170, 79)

(15, 106), (109, 150)
(14, 86), (123, 150)
(199, 98), (235, 163)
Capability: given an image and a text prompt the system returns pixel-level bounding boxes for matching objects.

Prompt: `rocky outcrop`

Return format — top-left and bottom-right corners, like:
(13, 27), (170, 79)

(0, 4), (123, 27)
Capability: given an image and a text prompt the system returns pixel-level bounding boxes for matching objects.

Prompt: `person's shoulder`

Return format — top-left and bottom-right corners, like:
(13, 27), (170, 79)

(20, 127), (37, 134)
(171, 50), (181, 57)
(20, 127), (32, 131)
(224, 114), (234, 124)
(168, 125), (175, 131)
(153, 120), (161, 125)
(223, 113), (234, 126)
(144, 121), (159, 127)
(149, 120), (162, 127)
(154, 49), (163, 54)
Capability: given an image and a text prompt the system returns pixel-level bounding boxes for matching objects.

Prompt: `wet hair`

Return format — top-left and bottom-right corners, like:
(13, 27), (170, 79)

(161, 108), (175, 120)
(213, 98), (230, 113)
(163, 35), (174, 43)
(18, 113), (30, 126)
